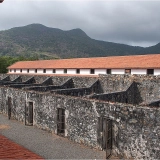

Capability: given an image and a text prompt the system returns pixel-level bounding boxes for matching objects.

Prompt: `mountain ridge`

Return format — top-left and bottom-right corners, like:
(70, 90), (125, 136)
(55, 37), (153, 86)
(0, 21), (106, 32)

(0, 23), (160, 59)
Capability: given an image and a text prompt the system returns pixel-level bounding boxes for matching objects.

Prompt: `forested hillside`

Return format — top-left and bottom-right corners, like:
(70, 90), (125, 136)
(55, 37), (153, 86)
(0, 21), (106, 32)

(0, 56), (38, 73)
(0, 24), (160, 59)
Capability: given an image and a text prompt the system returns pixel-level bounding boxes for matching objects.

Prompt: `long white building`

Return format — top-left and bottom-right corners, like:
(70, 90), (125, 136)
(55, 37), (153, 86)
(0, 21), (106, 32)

(8, 54), (160, 76)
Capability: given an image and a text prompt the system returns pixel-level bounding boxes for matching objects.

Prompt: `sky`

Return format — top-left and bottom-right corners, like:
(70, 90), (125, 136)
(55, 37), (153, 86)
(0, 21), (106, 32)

(0, 0), (160, 47)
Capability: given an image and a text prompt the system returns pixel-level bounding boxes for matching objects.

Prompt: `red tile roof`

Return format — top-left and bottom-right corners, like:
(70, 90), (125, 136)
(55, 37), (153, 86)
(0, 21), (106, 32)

(8, 54), (160, 69)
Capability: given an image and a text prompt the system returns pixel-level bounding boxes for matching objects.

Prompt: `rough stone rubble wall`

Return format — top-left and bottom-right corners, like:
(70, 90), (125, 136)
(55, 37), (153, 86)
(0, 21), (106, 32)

(0, 87), (99, 148)
(51, 80), (102, 97)
(95, 102), (160, 159)
(134, 76), (160, 104)
(4, 74), (160, 106)
(91, 82), (143, 105)
(99, 74), (160, 105)
(0, 86), (159, 159)
(99, 74), (134, 93)
(0, 74), (10, 80)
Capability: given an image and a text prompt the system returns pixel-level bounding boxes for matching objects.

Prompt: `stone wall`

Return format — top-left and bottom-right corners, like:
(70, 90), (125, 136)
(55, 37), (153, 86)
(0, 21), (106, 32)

(52, 76), (98, 88)
(149, 100), (160, 107)
(91, 82), (143, 105)
(51, 87), (92, 97)
(0, 87), (99, 148)
(24, 78), (75, 92)
(133, 76), (160, 104)
(5, 74), (160, 105)
(99, 74), (160, 105)
(0, 86), (159, 159)
(0, 74), (10, 80)
(0, 74), (160, 159)
(99, 74), (134, 93)
(72, 77), (98, 88)
(95, 102), (160, 159)
(51, 80), (102, 97)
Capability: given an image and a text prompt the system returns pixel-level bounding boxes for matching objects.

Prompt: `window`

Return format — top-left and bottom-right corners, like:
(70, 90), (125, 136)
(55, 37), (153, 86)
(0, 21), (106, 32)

(35, 69), (37, 73)
(53, 69), (56, 73)
(43, 69), (46, 73)
(20, 69), (22, 73)
(90, 69), (95, 74)
(64, 69), (67, 74)
(14, 69), (16, 73)
(27, 69), (29, 73)
(125, 69), (131, 74)
(107, 69), (111, 74)
(76, 69), (80, 74)
(10, 69), (12, 72)
(147, 69), (154, 75)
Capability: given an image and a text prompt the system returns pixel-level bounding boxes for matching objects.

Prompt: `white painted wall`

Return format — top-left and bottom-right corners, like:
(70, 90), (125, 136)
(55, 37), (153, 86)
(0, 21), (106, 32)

(46, 69), (54, 74)
(9, 68), (160, 76)
(80, 69), (91, 75)
(67, 69), (77, 74)
(37, 69), (44, 74)
(56, 69), (64, 74)
(29, 69), (35, 74)
(154, 69), (160, 75)
(9, 69), (14, 73)
(16, 69), (21, 73)
(111, 69), (125, 74)
(22, 69), (28, 73)
(95, 69), (106, 75)
(131, 69), (146, 75)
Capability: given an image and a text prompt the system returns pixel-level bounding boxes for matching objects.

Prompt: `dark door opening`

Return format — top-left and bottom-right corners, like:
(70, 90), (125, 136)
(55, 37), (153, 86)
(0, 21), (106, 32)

(8, 97), (12, 120)
(57, 108), (65, 136)
(125, 98), (128, 103)
(106, 118), (112, 159)
(25, 102), (33, 126)
(98, 117), (112, 158)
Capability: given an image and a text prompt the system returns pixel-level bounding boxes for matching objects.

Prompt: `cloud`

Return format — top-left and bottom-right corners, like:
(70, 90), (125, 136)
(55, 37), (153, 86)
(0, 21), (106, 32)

(0, 0), (160, 47)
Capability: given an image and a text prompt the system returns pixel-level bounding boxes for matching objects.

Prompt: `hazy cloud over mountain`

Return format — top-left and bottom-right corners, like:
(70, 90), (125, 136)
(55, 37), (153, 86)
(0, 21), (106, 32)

(0, 0), (160, 47)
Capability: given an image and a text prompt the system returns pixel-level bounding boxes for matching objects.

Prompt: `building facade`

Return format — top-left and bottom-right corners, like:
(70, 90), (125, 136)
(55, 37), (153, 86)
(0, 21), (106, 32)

(8, 54), (160, 76)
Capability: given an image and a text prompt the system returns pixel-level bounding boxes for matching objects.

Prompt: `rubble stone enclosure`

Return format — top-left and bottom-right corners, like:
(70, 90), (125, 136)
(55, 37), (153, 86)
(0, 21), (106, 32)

(0, 74), (159, 159)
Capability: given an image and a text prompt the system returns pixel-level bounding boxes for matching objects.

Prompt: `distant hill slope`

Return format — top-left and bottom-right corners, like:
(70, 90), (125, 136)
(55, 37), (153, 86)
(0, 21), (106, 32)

(0, 23), (160, 59)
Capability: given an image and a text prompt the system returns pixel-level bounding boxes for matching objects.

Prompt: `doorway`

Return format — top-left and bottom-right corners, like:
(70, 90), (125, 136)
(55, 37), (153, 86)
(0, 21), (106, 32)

(8, 97), (12, 120)
(25, 102), (33, 126)
(57, 108), (65, 136)
(97, 117), (112, 158)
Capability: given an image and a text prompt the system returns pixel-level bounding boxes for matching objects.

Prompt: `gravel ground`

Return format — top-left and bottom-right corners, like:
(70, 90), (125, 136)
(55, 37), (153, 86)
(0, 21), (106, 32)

(0, 114), (105, 159)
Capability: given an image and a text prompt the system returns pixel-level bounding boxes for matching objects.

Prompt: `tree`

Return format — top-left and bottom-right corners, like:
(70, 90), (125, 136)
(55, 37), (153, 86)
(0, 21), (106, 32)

(0, 56), (39, 73)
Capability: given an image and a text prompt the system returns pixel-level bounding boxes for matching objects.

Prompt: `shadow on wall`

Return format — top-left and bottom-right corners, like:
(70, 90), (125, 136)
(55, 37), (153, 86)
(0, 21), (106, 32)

(90, 80), (104, 94)
(126, 82), (143, 105)
(90, 81), (143, 105)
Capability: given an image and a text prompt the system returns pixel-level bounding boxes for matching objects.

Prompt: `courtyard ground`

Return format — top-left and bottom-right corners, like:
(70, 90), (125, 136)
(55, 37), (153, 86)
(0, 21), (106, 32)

(0, 114), (106, 159)
(0, 134), (43, 159)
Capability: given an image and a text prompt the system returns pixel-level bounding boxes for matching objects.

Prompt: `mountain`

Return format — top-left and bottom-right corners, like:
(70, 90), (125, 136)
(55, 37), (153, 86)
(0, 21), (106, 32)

(0, 23), (160, 59)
